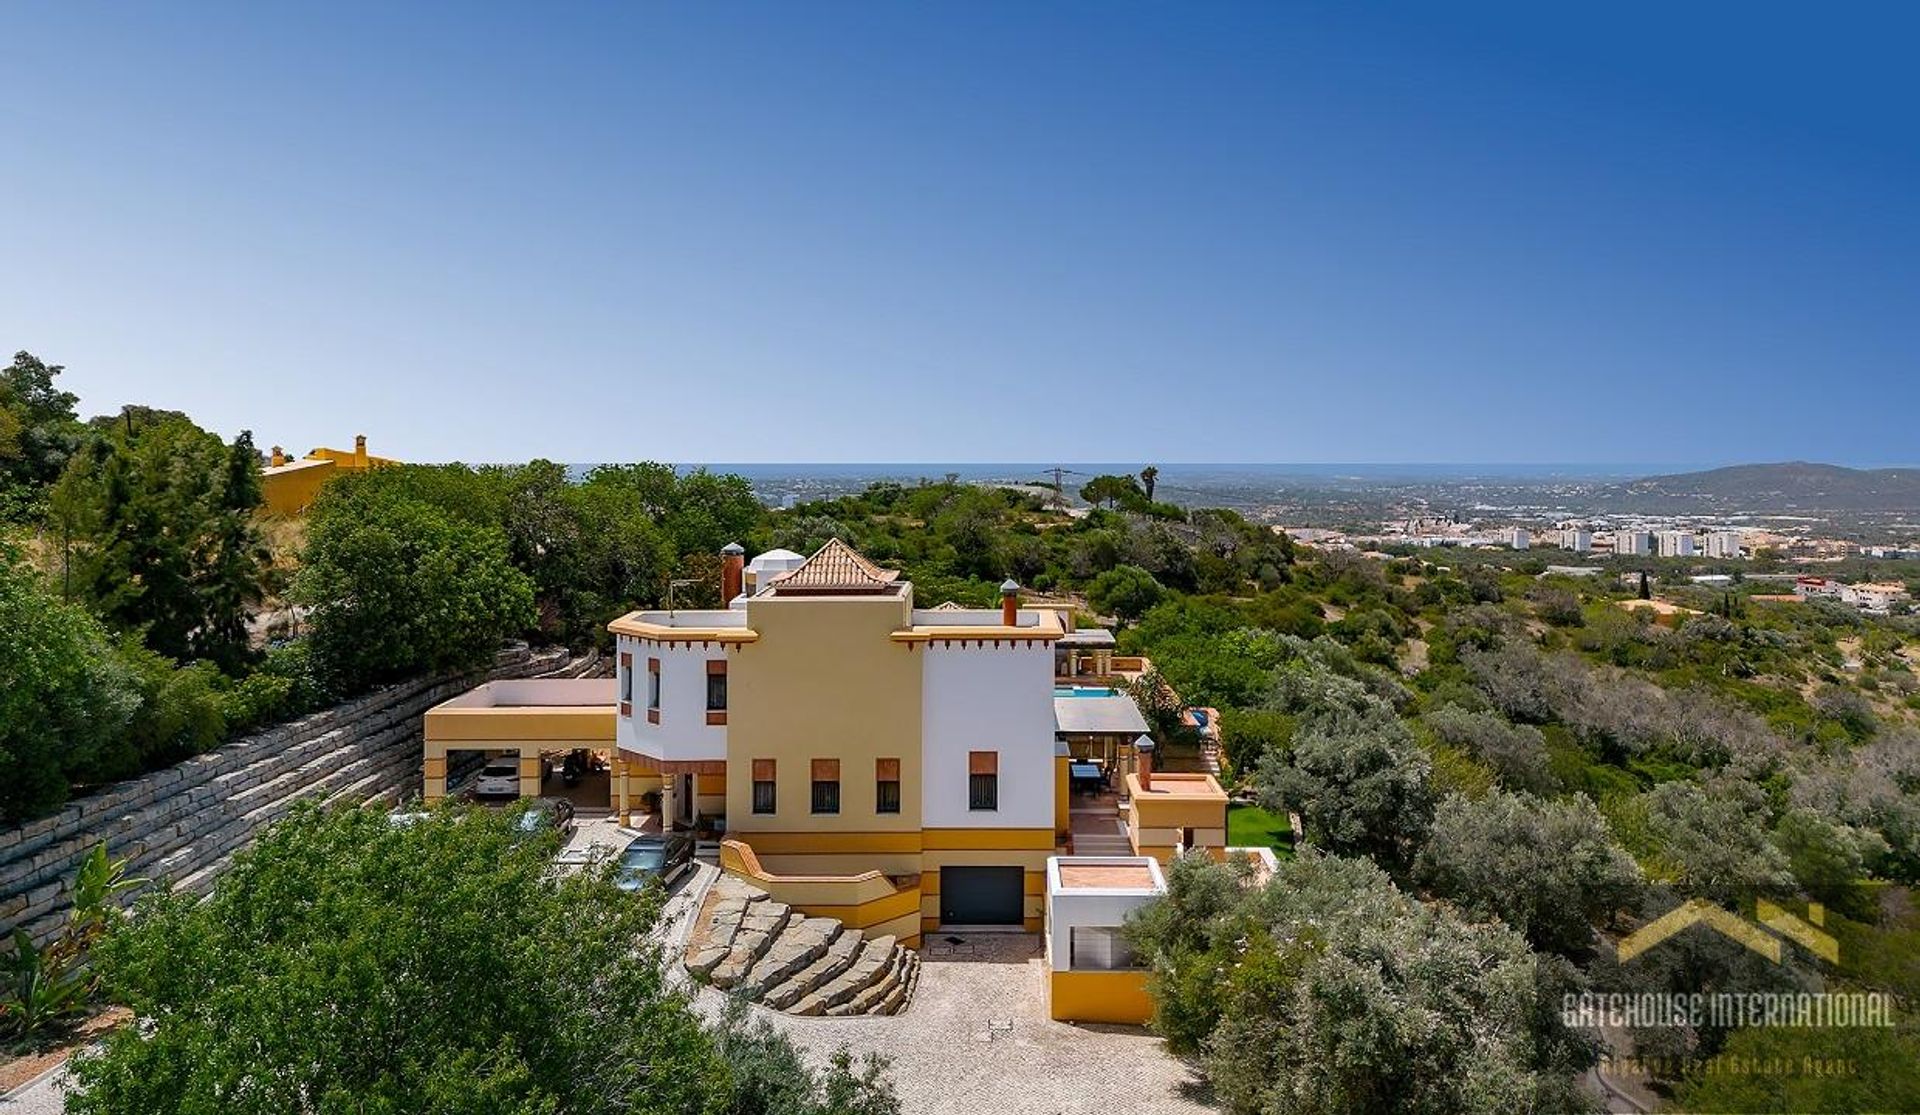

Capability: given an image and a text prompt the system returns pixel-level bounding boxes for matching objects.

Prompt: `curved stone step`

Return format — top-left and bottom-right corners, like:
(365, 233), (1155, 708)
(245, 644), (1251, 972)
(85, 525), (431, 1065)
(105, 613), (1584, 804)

(709, 900), (794, 990)
(738, 915), (841, 1000)
(763, 927), (865, 1010)
(793, 935), (896, 1015)
(831, 947), (911, 1016)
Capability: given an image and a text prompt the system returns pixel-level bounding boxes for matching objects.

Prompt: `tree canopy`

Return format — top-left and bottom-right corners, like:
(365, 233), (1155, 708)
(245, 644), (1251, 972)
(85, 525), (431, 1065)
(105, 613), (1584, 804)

(1125, 852), (1597, 1115)
(69, 803), (898, 1115)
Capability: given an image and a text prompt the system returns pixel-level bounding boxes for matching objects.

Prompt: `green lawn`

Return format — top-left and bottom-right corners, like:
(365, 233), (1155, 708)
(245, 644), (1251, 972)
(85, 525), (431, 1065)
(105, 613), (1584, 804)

(1226, 803), (1294, 858)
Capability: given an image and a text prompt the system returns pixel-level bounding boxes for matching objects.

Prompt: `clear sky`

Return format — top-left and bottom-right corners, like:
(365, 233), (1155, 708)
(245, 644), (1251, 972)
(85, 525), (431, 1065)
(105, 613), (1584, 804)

(3, 3), (1915, 465)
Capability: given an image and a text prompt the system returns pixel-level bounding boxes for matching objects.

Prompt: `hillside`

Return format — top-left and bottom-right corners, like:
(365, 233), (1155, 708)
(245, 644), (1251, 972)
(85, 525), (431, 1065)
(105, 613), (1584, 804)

(1606, 461), (1920, 512)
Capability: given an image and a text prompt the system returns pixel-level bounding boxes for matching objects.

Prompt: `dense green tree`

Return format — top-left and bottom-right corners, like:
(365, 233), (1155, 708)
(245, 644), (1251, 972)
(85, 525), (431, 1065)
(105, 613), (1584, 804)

(296, 494), (536, 689)
(1769, 806), (1885, 907)
(194, 430), (270, 672)
(69, 804), (897, 1114)
(1259, 705), (1435, 870)
(0, 545), (138, 822)
(1640, 779), (1795, 903)
(1414, 789), (1642, 956)
(1087, 563), (1164, 622)
(1420, 704), (1554, 793)
(0, 351), (84, 517)
(1217, 707), (1294, 779)
(52, 411), (267, 665)
(1079, 473), (1142, 510)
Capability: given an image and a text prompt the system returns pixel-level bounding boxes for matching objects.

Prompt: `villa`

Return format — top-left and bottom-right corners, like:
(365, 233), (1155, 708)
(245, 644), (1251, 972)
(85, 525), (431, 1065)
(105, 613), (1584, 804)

(422, 539), (1241, 1022)
(259, 434), (398, 515)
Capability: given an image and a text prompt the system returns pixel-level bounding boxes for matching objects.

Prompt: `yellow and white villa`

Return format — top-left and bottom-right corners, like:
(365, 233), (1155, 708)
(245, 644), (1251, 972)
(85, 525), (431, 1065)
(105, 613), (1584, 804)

(422, 539), (1250, 1022)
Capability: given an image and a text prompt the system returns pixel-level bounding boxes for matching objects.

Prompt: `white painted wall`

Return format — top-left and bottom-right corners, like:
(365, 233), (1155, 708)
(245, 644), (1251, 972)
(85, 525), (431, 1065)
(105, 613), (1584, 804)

(919, 641), (1055, 829)
(1044, 856), (1164, 970)
(614, 636), (728, 763)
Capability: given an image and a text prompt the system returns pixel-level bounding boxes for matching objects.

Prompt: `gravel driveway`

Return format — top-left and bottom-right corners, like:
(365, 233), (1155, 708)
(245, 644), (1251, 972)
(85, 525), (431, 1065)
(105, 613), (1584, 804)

(739, 932), (1214, 1115)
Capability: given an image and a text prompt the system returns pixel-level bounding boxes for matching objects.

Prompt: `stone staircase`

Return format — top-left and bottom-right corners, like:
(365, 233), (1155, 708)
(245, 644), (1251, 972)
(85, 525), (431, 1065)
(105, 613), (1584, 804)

(1, 644), (595, 944)
(685, 879), (919, 1017)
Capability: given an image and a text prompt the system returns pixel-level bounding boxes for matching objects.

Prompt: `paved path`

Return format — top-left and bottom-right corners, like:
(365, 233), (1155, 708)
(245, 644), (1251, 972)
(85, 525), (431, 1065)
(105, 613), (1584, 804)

(0, 1062), (65, 1114)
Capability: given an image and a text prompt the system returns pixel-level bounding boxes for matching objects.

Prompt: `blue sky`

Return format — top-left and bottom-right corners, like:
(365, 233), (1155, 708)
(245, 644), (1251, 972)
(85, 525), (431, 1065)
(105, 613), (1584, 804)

(3, 3), (1915, 465)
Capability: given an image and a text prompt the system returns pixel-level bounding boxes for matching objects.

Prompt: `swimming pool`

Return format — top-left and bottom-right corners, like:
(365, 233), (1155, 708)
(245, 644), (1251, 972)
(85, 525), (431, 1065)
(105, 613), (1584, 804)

(1054, 686), (1120, 698)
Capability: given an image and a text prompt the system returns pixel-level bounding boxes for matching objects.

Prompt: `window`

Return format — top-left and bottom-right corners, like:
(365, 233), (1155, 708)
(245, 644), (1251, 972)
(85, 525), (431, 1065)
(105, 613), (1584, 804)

(618, 652), (633, 716)
(705, 660), (727, 725)
(811, 758), (840, 815)
(646, 658), (661, 724)
(968, 751), (998, 812)
(751, 759), (776, 814)
(875, 758), (901, 814)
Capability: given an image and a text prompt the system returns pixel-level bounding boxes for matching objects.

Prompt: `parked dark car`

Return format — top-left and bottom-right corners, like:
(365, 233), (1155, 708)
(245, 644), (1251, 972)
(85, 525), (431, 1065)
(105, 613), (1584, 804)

(516, 797), (577, 840)
(614, 833), (694, 891)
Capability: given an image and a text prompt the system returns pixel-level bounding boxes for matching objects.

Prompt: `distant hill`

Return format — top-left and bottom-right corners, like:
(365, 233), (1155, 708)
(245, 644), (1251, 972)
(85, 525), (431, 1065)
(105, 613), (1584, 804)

(1605, 462), (1920, 513)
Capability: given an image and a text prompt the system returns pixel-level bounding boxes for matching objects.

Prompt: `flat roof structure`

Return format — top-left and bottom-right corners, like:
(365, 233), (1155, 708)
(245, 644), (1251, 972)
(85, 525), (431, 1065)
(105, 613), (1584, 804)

(1052, 695), (1149, 736)
(1129, 772), (1228, 799)
(1057, 861), (1158, 891)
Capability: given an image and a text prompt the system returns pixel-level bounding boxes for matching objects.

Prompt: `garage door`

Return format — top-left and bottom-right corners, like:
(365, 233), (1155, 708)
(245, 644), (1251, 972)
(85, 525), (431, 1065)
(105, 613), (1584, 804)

(939, 866), (1025, 925)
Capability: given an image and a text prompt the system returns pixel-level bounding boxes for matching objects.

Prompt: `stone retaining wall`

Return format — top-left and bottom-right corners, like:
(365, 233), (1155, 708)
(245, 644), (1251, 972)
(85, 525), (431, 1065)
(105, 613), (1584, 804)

(0, 643), (591, 944)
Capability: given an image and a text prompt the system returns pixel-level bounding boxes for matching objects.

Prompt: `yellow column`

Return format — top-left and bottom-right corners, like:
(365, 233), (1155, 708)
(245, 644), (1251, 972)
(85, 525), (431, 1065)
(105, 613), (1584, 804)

(423, 753), (448, 804)
(613, 757), (630, 815)
(518, 752), (541, 799)
(1054, 754), (1070, 841)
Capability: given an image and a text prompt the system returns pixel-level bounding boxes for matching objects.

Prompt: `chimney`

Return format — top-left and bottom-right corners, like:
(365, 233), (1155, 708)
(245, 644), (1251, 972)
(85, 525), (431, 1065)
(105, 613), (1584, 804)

(721, 542), (746, 603)
(354, 434), (368, 468)
(270, 445), (286, 467)
(1135, 735), (1155, 793)
(1000, 579), (1020, 626)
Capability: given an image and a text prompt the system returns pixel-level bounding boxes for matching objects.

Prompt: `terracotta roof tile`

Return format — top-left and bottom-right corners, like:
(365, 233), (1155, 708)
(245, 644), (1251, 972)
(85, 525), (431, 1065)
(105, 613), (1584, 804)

(770, 538), (900, 592)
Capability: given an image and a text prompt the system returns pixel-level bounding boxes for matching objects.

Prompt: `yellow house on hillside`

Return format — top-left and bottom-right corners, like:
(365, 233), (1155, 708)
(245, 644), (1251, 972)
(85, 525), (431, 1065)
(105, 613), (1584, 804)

(260, 434), (398, 515)
(418, 539), (1253, 1023)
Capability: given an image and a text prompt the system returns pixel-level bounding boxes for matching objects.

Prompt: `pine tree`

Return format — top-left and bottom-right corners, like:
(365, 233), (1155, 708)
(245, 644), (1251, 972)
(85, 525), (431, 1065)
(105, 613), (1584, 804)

(193, 430), (268, 671)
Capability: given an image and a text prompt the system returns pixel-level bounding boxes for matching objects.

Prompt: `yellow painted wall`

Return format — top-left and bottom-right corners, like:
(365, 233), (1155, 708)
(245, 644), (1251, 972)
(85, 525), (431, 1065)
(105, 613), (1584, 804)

(1054, 755), (1070, 838)
(422, 703), (616, 803)
(726, 594), (923, 842)
(1125, 773), (1229, 861)
(425, 705), (616, 744)
(720, 840), (923, 947)
(260, 459), (335, 516)
(260, 441), (400, 517)
(1048, 969), (1153, 1025)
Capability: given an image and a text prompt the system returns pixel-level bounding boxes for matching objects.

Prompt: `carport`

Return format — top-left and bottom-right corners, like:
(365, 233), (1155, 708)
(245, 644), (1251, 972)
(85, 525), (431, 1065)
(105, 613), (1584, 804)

(1052, 695), (1151, 787)
(422, 679), (617, 805)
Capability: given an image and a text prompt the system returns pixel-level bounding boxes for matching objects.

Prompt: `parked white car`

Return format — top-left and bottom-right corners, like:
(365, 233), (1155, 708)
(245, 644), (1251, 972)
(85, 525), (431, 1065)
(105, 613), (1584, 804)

(473, 757), (521, 798)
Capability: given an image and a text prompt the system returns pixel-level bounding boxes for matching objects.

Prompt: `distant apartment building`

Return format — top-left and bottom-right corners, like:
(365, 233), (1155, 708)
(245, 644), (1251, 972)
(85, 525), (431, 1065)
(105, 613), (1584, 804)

(1657, 531), (1696, 558)
(1795, 576), (1844, 601)
(1704, 531), (1744, 559)
(1558, 528), (1593, 552)
(1507, 528), (1531, 551)
(1613, 529), (1654, 557)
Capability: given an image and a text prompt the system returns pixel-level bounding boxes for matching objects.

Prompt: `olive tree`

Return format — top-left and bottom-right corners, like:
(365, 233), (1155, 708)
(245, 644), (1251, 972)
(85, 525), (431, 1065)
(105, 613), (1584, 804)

(1126, 852), (1598, 1115)
(1414, 789), (1642, 956)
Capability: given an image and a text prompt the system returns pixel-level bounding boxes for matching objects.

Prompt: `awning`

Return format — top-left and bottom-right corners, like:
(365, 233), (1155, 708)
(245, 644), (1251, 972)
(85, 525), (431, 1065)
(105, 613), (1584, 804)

(1053, 695), (1149, 736)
